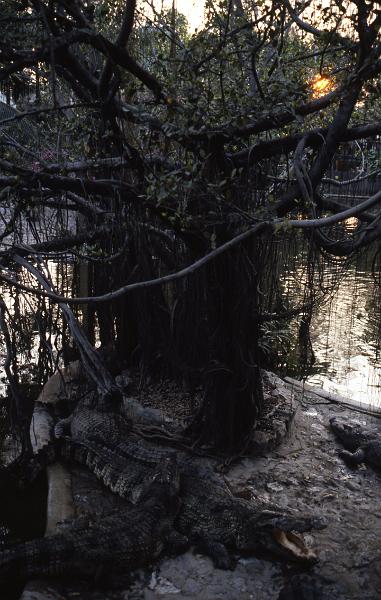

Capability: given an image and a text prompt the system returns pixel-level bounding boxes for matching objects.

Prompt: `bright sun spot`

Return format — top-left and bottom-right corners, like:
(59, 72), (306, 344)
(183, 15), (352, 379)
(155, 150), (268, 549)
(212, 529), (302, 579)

(311, 74), (333, 98)
(160, 1), (205, 32)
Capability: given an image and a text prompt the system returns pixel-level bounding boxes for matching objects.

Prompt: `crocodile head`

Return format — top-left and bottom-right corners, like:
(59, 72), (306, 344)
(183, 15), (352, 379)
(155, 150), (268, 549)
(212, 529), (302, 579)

(237, 510), (326, 563)
(329, 417), (375, 451)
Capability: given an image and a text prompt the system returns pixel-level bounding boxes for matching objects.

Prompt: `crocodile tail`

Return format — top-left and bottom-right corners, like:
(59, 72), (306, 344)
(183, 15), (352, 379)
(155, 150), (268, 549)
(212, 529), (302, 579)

(0, 544), (30, 582)
(58, 437), (114, 473)
(0, 534), (75, 582)
(57, 437), (135, 498)
(57, 437), (162, 501)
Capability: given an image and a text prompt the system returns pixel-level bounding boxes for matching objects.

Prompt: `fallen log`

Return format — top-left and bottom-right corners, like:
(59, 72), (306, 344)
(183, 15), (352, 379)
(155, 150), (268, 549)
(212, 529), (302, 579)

(283, 376), (381, 418)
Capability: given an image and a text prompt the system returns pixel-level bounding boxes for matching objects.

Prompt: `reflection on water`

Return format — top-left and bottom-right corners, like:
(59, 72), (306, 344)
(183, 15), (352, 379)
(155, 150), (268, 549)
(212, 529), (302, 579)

(307, 265), (381, 408)
(284, 246), (381, 409)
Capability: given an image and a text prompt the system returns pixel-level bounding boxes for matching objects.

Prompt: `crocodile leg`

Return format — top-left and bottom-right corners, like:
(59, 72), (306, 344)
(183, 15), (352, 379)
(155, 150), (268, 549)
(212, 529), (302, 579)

(194, 535), (235, 570)
(338, 448), (366, 466)
(54, 415), (73, 439)
(163, 529), (189, 554)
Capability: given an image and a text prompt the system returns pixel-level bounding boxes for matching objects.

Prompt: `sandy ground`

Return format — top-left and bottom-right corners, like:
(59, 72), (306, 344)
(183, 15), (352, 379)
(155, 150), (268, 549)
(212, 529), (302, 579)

(21, 377), (381, 600)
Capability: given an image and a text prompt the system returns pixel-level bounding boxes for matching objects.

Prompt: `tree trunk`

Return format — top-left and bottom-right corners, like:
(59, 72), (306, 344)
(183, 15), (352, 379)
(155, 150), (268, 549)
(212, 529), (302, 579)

(189, 239), (264, 452)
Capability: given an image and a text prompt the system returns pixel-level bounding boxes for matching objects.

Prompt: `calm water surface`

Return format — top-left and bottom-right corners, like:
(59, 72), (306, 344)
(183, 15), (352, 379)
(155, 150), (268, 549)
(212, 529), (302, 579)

(285, 247), (381, 409)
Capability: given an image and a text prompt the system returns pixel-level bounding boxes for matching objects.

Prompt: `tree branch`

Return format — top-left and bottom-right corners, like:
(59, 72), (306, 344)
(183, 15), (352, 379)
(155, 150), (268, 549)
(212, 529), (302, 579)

(1, 188), (381, 305)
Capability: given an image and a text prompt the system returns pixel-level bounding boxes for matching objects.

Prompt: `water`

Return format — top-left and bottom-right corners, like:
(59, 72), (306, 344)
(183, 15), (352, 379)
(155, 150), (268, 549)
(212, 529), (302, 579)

(283, 246), (381, 410)
(307, 261), (381, 408)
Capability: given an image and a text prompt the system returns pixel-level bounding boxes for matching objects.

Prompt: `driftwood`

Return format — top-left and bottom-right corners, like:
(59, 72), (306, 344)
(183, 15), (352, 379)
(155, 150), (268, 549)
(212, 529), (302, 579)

(20, 404), (75, 599)
(30, 404), (75, 533)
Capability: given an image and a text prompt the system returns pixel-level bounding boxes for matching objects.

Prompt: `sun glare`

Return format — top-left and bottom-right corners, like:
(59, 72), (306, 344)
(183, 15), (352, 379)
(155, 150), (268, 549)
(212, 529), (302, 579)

(160, 1), (205, 32)
(311, 74), (333, 98)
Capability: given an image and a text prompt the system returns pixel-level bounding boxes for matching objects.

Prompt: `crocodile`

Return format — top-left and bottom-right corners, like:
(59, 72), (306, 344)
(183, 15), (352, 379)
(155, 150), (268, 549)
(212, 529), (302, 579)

(3, 404), (327, 571)
(174, 459), (324, 569)
(0, 456), (186, 585)
(60, 406), (327, 566)
(330, 417), (381, 469)
(53, 392), (175, 439)
(7, 436), (325, 568)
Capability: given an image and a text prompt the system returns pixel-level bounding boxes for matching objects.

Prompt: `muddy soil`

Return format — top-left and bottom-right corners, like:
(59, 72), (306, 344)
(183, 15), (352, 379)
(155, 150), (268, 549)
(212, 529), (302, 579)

(143, 381), (381, 600)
